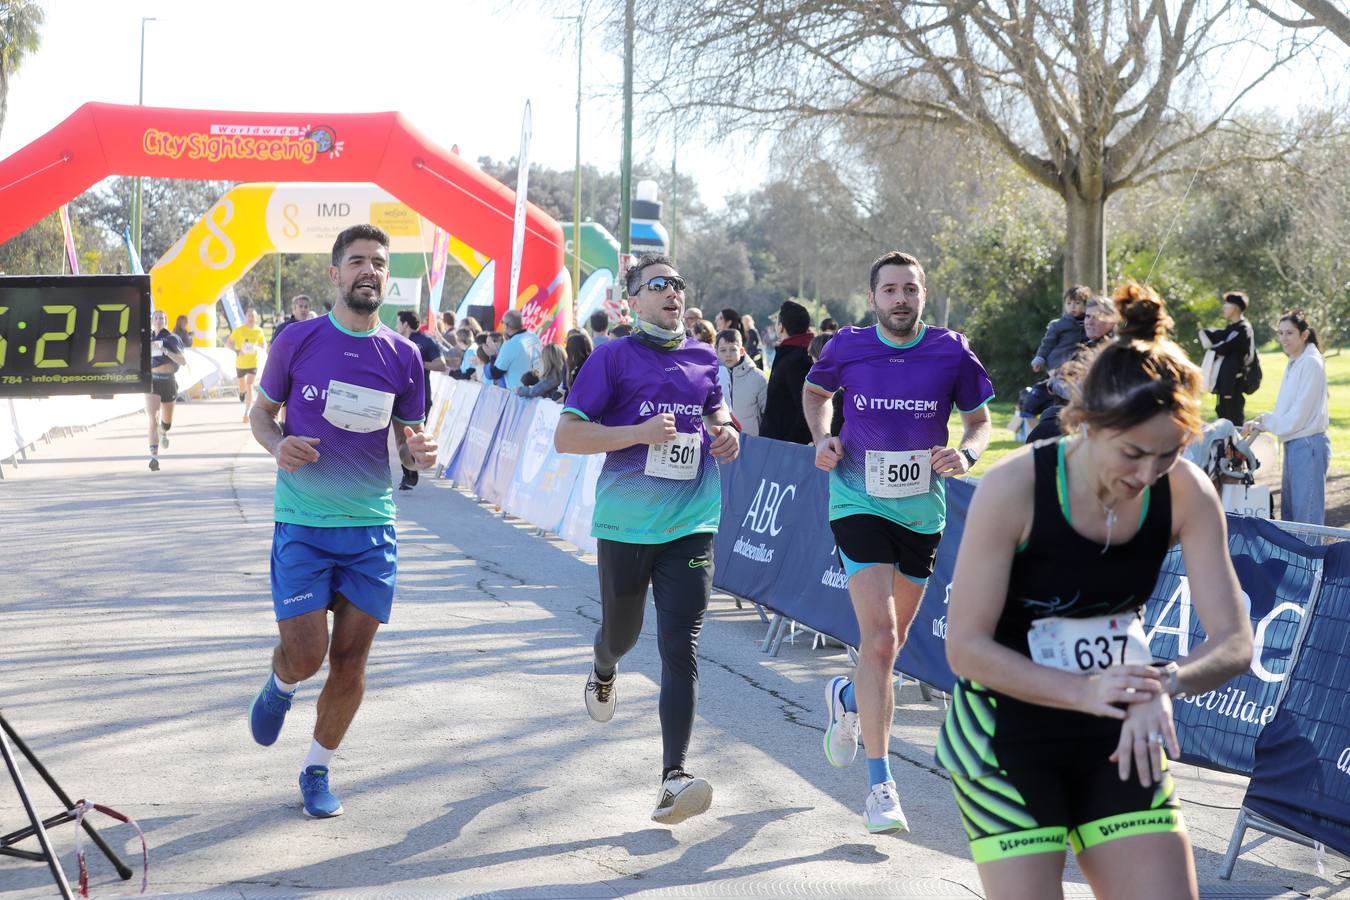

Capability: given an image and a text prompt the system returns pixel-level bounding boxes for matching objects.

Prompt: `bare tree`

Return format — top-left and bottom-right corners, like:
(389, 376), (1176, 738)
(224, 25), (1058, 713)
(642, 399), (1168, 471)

(1248, 0), (1350, 46)
(626, 0), (1311, 291)
(0, 0), (44, 143)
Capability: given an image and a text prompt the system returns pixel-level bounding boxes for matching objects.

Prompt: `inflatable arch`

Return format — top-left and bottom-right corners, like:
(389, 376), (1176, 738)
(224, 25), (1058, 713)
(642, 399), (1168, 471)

(0, 103), (569, 339)
(153, 183), (492, 345)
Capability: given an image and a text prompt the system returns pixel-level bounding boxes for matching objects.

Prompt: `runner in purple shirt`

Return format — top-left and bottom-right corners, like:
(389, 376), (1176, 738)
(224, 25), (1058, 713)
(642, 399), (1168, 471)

(245, 224), (438, 819)
(555, 252), (741, 826)
(805, 250), (994, 835)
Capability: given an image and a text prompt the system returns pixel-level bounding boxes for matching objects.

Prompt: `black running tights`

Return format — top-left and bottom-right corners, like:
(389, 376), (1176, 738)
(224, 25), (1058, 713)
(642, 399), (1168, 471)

(594, 532), (713, 774)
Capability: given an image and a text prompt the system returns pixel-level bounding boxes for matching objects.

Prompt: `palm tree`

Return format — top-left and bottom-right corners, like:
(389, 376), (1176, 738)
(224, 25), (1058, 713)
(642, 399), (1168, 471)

(0, 0), (45, 143)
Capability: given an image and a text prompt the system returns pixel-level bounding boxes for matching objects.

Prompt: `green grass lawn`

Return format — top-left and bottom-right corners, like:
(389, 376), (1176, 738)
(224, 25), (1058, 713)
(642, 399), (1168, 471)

(960, 347), (1348, 473)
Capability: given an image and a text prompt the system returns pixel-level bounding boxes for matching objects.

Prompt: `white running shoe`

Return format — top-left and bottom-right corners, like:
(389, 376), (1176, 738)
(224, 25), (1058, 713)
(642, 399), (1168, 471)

(158, 428), (170, 449)
(823, 675), (859, 768)
(651, 770), (713, 825)
(863, 780), (909, 834)
(584, 666), (616, 723)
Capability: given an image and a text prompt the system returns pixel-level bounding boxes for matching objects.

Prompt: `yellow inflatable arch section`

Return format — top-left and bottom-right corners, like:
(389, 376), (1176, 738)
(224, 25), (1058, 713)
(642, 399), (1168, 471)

(151, 182), (488, 345)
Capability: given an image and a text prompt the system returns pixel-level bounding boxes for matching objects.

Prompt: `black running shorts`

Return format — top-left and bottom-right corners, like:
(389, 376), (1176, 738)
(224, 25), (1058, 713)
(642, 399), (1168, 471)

(830, 514), (942, 582)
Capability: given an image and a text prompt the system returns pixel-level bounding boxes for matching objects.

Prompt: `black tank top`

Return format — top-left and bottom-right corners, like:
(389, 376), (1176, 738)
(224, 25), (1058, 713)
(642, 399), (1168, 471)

(994, 438), (1173, 657)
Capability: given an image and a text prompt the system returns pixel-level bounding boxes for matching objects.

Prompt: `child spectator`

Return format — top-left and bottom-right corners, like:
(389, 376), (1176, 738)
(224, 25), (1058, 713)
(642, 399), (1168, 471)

(518, 344), (567, 400)
(1031, 285), (1090, 373)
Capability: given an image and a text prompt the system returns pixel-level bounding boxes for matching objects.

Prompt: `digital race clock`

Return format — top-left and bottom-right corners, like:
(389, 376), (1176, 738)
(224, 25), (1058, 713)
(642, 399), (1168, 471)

(0, 275), (151, 397)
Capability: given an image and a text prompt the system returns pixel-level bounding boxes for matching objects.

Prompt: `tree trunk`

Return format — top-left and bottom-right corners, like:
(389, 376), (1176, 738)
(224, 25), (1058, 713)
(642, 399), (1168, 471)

(1063, 188), (1107, 293)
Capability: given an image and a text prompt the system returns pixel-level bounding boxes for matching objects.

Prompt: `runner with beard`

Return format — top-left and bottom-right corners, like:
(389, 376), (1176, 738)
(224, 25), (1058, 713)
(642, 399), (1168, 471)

(246, 224), (438, 818)
(806, 250), (994, 834)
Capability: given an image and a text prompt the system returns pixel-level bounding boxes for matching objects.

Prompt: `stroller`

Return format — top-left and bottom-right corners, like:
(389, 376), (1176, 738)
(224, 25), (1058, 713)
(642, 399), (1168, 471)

(1185, 419), (1269, 517)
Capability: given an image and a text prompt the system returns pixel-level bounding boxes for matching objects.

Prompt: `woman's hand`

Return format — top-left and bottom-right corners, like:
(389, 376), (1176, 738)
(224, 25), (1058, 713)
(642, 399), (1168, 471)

(1075, 665), (1162, 719)
(1110, 690), (1180, 787)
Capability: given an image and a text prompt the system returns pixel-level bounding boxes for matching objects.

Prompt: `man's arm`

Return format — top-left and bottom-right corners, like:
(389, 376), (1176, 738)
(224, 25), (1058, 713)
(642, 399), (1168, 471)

(249, 394), (320, 472)
(702, 401), (741, 462)
(554, 410), (672, 455)
(394, 422), (439, 470)
(932, 404), (993, 477)
(425, 354), (448, 373)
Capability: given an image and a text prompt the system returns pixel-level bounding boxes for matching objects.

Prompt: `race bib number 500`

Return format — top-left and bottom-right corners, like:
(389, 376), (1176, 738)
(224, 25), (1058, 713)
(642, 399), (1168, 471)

(645, 432), (700, 480)
(1027, 613), (1151, 673)
(865, 449), (931, 499)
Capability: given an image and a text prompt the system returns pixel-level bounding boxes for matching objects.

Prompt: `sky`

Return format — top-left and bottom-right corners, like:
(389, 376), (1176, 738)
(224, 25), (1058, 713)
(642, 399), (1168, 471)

(0, 0), (771, 212)
(1, 0), (1346, 217)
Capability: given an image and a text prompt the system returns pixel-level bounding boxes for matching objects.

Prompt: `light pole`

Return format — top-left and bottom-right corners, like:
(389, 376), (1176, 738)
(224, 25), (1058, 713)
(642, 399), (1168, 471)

(619, 0), (633, 260)
(555, 8), (585, 320)
(131, 16), (156, 262)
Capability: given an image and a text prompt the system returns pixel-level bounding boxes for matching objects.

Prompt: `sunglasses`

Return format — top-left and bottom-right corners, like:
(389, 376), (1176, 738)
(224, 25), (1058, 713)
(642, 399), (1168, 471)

(639, 275), (686, 293)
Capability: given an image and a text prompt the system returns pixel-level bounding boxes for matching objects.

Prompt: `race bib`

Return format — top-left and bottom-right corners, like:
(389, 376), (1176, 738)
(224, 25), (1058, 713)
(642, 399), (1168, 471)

(322, 379), (395, 433)
(150, 340), (164, 357)
(644, 432), (700, 480)
(1027, 613), (1151, 673)
(242, 341), (257, 354)
(865, 450), (931, 499)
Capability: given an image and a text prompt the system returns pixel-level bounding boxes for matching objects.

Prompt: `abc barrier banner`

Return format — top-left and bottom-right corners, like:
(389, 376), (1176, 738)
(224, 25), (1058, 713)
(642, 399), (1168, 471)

(435, 381), (482, 470)
(1243, 540), (1350, 855)
(502, 401), (585, 533)
(446, 385), (509, 489)
(1144, 515), (1328, 775)
(713, 437), (861, 648)
(895, 478), (976, 692)
(477, 394), (539, 505)
(558, 452), (604, 554)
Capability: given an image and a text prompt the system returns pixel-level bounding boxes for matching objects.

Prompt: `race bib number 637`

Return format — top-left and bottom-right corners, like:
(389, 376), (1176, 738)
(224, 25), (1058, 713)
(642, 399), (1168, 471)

(1027, 613), (1152, 673)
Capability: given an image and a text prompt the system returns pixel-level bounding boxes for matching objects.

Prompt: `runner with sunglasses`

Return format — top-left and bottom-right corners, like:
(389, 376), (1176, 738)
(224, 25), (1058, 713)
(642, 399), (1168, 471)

(555, 253), (741, 825)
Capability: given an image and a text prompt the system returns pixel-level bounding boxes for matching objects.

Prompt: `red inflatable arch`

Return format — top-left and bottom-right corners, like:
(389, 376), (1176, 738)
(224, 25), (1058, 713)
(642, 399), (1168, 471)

(0, 103), (566, 328)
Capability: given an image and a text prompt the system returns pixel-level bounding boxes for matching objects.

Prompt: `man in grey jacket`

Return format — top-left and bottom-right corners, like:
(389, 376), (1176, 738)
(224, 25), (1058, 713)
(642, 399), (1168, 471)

(715, 329), (768, 436)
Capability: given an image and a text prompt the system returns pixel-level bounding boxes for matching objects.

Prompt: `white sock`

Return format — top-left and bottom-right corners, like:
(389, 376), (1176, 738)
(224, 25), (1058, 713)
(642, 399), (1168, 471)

(273, 673), (298, 694)
(304, 739), (335, 770)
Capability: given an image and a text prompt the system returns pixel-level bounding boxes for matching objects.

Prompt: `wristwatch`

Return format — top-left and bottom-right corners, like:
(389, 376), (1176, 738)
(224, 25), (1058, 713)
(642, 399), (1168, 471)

(1153, 660), (1184, 698)
(960, 448), (980, 469)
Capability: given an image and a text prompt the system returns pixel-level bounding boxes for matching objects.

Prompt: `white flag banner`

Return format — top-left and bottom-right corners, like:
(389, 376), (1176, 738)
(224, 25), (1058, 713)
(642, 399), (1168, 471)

(508, 100), (532, 311)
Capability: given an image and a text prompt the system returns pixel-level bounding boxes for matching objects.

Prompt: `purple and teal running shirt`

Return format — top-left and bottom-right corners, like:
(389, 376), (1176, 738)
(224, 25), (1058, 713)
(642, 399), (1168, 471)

(806, 324), (994, 533)
(563, 336), (724, 544)
(258, 312), (426, 527)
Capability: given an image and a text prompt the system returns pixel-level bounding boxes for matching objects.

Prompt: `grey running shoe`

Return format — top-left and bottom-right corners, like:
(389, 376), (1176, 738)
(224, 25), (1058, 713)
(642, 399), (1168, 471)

(863, 780), (909, 834)
(148, 456), (160, 472)
(585, 666), (616, 722)
(824, 675), (859, 767)
(651, 770), (713, 825)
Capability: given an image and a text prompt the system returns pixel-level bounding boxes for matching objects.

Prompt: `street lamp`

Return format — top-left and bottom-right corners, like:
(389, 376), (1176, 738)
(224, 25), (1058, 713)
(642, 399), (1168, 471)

(555, 8), (585, 327)
(131, 16), (156, 262)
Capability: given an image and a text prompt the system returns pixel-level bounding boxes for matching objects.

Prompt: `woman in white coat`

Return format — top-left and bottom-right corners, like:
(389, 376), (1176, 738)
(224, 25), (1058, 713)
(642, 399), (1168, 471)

(1241, 310), (1330, 525)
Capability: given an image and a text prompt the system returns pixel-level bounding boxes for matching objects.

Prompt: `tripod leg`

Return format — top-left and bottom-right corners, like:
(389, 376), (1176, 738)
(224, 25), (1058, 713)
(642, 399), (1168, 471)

(0, 715), (132, 880)
(0, 723), (74, 899)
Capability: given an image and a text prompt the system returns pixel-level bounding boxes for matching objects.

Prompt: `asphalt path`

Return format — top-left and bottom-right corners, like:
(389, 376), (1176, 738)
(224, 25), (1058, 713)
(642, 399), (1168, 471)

(0, 398), (1340, 898)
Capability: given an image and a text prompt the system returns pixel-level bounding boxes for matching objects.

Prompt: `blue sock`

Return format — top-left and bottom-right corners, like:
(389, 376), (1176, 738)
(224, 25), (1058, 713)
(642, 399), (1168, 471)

(841, 681), (857, 713)
(867, 756), (892, 786)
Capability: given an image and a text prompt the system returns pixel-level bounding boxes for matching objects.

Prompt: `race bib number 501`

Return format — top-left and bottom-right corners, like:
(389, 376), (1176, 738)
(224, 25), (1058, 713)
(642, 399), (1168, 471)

(645, 432), (700, 480)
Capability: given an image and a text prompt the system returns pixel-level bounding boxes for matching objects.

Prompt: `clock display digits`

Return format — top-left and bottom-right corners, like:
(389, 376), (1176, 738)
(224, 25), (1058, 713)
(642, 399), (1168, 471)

(34, 304), (77, 369)
(89, 303), (130, 367)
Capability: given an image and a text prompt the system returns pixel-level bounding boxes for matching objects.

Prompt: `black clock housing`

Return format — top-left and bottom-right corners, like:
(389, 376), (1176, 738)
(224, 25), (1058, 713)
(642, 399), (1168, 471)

(0, 275), (151, 397)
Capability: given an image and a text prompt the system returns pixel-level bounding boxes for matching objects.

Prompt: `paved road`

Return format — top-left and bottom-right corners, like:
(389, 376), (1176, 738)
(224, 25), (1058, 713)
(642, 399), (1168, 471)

(0, 399), (1338, 898)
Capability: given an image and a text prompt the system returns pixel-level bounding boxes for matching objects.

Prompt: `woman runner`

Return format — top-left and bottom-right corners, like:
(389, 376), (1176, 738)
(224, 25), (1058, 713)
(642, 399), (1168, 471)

(939, 283), (1254, 899)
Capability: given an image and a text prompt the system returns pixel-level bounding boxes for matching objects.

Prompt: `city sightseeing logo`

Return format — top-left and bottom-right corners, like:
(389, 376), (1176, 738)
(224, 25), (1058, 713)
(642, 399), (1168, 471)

(142, 123), (345, 165)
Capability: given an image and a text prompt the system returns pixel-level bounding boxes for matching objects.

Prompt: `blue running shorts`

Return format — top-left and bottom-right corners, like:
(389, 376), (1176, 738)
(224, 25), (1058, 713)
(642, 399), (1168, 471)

(270, 523), (398, 623)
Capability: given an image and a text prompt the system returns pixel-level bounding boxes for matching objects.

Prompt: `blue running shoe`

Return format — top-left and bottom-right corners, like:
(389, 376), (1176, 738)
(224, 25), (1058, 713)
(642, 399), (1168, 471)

(249, 673), (293, 746)
(299, 765), (344, 818)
